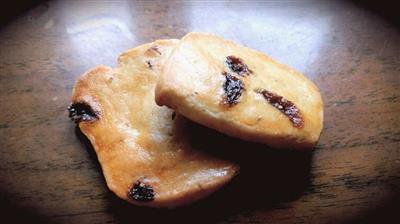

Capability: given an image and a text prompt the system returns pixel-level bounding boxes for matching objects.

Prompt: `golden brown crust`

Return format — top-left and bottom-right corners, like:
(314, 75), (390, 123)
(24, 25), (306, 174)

(156, 32), (324, 150)
(70, 40), (238, 208)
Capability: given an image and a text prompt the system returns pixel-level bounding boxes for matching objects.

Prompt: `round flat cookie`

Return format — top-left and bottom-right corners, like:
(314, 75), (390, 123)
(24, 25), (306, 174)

(69, 40), (238, 208)
(155, 33), (323, 150)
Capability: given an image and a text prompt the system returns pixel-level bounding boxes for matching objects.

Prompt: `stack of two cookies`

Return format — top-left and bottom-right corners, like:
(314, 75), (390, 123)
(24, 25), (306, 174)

(68, 33), (323, 208)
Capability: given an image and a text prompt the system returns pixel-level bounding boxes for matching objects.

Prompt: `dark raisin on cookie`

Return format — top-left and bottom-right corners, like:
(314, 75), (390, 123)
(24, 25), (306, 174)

(68, 102), (98, 123)
(225, 56), (252, 76)
(149, 46), (162, 55)
(255, 89), (304, 128)
(222, 72), (244, 106)
(128, 180), (155, 202)
(146, 60), (153, 69)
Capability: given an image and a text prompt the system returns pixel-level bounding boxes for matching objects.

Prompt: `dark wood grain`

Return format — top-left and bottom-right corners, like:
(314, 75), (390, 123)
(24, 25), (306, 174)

(0, 0), (399, 223)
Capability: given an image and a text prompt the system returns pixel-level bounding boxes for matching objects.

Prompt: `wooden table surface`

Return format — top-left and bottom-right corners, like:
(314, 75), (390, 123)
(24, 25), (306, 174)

(0, 0), (399, 223)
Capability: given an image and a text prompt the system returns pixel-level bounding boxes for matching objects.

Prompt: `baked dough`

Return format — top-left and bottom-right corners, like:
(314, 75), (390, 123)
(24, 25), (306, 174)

(155, 33), (323, 149)
(69, 40), (238, 208)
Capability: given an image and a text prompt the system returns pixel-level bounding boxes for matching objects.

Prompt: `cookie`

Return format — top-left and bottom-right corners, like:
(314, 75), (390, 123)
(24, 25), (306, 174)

(69, 40), (238, 208)
(155, 33), (323, 149)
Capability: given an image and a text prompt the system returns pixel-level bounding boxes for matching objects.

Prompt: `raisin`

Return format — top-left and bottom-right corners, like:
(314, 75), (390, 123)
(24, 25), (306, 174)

(128, 180), (154, 202)
(225, 56), (252, 76)
(149, 46), (161, 55)
(222, 72), (244, 106)
(146, 60), (153, 69)
(67, 102), (98, 123)
(255, 89), (303, 128)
